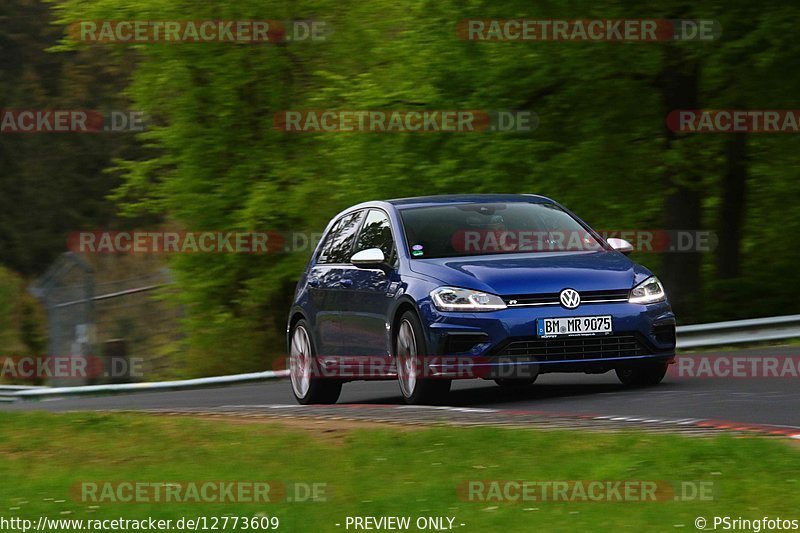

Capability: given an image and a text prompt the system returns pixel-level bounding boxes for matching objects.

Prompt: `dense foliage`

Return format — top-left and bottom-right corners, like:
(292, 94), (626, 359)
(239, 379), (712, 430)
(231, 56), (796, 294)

(2, 0), (799, 374)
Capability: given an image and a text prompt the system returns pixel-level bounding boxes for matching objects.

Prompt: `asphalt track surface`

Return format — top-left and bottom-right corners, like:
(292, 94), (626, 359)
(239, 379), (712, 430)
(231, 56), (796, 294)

(2, 346), (799, 434)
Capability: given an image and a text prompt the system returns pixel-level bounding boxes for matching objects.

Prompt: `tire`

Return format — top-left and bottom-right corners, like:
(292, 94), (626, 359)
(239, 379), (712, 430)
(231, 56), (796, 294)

(394, 311), (451, 405)
(494, 376), (538, 389)
(615, 362), (668, 386)
(289, 320), (342, 404)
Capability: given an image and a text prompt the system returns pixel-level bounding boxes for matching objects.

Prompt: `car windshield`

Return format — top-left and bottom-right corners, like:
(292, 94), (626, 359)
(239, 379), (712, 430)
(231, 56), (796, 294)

(399, 202), (604, 259)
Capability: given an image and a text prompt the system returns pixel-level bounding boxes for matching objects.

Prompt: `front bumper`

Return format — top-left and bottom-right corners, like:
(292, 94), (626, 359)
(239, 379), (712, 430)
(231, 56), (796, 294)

(419, 300), (675, 379)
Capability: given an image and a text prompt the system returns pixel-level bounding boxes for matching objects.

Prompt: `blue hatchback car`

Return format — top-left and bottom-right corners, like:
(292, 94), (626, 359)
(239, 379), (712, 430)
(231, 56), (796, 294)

(287, 194), (676, 404)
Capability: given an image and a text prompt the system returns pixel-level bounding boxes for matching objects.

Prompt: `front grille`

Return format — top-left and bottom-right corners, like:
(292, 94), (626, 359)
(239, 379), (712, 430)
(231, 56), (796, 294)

(581, 289), (631, 302)
(503, 289), (629, 307)
(503, 293), (560, 306)
(495, 334), (646, 362)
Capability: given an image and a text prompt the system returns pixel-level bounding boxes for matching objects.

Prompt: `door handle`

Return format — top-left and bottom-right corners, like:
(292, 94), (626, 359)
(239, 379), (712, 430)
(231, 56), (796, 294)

(339, 279), (353, 288)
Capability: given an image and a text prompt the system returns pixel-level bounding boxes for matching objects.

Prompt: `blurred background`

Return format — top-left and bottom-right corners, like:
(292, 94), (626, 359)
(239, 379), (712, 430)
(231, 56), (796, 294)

(1, 0), (799, 381)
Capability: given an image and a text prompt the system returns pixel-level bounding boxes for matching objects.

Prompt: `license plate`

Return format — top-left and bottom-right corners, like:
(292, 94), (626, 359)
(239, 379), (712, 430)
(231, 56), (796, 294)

(537, 316), (613, 338)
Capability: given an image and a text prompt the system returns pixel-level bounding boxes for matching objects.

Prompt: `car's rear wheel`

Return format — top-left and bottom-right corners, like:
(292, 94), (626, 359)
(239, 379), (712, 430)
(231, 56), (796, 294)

(615, 362), (668, 386)
(395, 311), (451, 405)
(290, 320), (342, 404)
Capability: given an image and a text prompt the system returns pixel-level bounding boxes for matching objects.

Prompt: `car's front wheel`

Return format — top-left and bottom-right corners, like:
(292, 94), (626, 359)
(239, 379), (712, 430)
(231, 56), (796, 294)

(289, 320), (342, 404)
(395, 311), (451, 405)
(615, 362), (668, 386)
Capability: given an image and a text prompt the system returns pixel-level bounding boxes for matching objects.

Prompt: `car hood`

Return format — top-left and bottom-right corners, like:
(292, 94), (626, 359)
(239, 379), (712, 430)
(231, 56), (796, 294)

(407, 251), (652, 295)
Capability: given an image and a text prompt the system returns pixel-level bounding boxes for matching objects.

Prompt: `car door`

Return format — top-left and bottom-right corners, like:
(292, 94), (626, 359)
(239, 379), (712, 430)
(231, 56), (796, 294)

(305, 216), (344, 356)
(316, 210), (366, 356)
(338, 208), (398, 357)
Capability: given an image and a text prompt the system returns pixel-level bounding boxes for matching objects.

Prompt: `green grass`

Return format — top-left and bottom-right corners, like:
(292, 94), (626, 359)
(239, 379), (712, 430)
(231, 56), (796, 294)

(1, 412), (799, 532)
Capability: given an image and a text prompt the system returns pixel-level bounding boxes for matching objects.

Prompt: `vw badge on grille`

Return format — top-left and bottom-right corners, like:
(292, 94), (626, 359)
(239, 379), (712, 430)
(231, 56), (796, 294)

(559, 288), (581, 309)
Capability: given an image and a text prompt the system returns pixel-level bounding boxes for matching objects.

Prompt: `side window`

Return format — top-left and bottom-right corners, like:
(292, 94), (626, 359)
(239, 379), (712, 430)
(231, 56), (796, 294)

(327, 210), (365, 264)
(354, 209), (395, 262)
(316, 218), (343, 264)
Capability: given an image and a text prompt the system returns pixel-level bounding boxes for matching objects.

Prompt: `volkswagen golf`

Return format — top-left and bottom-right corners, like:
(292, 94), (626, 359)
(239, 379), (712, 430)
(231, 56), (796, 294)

(287, 194), (676, 404)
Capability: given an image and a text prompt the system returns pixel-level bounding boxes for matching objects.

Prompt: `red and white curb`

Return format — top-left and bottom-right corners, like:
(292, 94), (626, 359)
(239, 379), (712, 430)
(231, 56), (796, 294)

(140, 404), (800, 440)
(588, 413), (800, 439)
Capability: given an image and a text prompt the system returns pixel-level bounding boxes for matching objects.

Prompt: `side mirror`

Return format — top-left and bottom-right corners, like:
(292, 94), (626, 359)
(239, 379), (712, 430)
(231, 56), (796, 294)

(351, 248), (386, 269)
(607, 237), (634, 255)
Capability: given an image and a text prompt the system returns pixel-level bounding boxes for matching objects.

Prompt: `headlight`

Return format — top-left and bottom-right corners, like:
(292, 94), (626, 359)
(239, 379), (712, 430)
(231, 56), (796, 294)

(628, 276), (666, 304)
(430, 287), (507, 312)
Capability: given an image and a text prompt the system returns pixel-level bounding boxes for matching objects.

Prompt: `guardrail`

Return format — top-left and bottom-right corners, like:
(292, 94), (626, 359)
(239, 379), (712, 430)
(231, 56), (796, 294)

(0, 370), (289, 400)
(0, 385), (48, 401)
(676, 314), (800, 349)
(1, 314), (798, 401)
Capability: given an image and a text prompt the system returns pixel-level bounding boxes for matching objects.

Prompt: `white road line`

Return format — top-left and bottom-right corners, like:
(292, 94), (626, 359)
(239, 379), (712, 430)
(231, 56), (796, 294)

(397, 406), (498, 413)
(219, 404), (300, 409)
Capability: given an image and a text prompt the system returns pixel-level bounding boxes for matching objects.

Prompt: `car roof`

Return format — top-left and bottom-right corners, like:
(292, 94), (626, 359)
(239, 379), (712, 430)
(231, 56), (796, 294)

(385, 193), (554, 209)
(328, 194), (557, 224)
